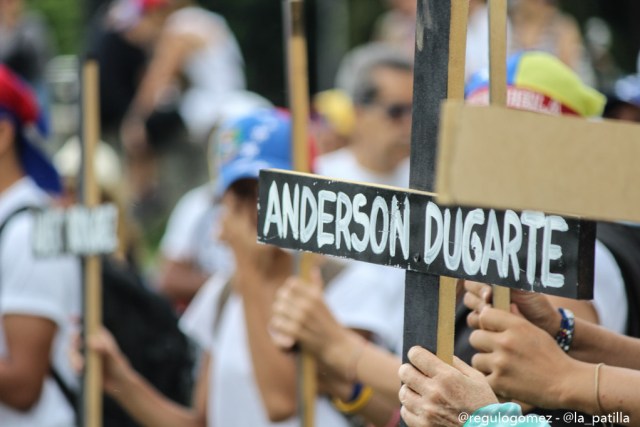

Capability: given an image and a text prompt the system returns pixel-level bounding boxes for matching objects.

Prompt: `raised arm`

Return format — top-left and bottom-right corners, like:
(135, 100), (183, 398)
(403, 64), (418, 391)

(90, 329), (207, 427)
(464, 281), (640, 370)
(270, 269), (403, 425)
(470, 307), (640, 422)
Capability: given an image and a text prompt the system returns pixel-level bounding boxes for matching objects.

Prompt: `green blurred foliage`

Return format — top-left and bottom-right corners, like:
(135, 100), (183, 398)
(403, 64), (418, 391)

(27, 0), (82, 55)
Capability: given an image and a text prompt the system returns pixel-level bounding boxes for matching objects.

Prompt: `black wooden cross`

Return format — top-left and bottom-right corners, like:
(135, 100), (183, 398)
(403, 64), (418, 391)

(258, 2), (596, 426)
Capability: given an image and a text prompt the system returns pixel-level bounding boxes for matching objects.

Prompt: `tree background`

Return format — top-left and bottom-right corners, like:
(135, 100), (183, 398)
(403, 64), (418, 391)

(28, 0), (640, 105)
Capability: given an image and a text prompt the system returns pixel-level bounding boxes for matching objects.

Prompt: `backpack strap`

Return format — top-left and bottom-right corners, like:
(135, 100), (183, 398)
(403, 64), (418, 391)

(0, 206), (32, 242)
(50, 367), (78, 418)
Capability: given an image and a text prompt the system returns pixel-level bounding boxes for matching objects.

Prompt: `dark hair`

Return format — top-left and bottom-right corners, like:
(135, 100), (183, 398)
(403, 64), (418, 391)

(227, 178), (259, 204)
(353, 60), (413, 106)
(336, 44), (413, 106)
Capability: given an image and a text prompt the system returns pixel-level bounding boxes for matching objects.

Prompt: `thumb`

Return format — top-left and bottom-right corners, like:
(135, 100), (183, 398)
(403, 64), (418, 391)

(310, 267), (324, 291)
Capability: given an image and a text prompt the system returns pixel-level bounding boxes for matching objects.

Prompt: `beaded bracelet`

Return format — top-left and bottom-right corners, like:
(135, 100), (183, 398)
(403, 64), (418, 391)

(332, 385), (374, 414)
(556, 308), (575, 352)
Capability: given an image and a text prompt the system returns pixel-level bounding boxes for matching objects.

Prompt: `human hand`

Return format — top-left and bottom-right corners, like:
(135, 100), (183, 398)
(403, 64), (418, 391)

(464, 281), (561, 336)
(88, 328), (134, 396)
(470, 307), (580, 409)
(398, 347), (498, 427)
(270, 268), (347, 361)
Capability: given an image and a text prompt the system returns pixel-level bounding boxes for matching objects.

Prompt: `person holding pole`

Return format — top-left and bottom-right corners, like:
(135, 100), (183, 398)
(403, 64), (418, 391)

(90, 108), (351, 427)
(0, 65), (81, 426)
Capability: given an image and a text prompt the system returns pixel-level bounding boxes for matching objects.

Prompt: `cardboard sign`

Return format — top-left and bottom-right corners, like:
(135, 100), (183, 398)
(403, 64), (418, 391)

(436, 101), (640, 223)
(258, 169), (594, 299)
(33, 204), (118, 257)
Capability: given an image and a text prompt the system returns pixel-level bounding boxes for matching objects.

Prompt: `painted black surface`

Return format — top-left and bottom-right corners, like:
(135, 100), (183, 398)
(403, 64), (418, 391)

(258, 170), (595, 300)
(401, 0), (450, 387)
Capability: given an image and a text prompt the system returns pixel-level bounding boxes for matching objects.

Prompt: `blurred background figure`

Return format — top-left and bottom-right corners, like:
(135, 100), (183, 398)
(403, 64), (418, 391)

(603, 71), (640, 123)
(372, 0), (416, 58)
(509, 0), (596, 86)
(0, 63), (79, 427)
(155, 91), (270, 311)
(53, 135), (195, 427)
(0, 0), (54, 111)
(90, 0), (171, 146)
(583, 17), (620, 93)
(122, 0), (246, 216)
(466, 0), (514, 81)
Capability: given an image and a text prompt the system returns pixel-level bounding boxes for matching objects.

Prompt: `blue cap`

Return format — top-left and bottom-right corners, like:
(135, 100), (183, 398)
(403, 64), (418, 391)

(215, 109), (292, 196)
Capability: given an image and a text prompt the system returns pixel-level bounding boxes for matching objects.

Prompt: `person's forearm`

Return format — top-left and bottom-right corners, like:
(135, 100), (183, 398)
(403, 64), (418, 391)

(158, 260), (209, 302)
(569, 319), (640, 370)
(108, 366), (204, 427)
(561, 362), (640, 424)
(243, 286), (297, 421)
(323, 330), (401, 404)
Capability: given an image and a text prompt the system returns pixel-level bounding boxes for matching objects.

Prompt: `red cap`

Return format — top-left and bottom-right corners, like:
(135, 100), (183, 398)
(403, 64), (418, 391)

(0, 65), (39, 125)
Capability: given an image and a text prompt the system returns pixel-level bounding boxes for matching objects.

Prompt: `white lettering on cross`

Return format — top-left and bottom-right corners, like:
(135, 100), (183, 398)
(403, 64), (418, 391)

(282, 183), (300, 240)
(351, 193), (370, 253)
(542, 215), (568, 288)
(424, 202), (444, 265)
(462, 209), (485, 275)
(369, 196), (390, 255)
(263, 181), (283, 238)
(521, 211), (545, 286)
(300, 186), (318, 244)
(390, 196), (410, 259)
(335, 192), (352, 250)
(317, 190), (336, 248)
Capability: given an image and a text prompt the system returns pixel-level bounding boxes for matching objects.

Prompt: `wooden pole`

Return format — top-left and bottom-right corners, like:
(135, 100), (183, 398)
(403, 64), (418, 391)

(82, 60), (103, 427)
(488, 0), (511, 312)
(436, 0), (470, 365)
(283, 1), (316, 425)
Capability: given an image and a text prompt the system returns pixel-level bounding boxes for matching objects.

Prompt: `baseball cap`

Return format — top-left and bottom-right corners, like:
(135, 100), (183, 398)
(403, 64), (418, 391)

(466, 51), (606, 117)
(214, 109), (292, 196)
(313, 89), (355, 137)
(0, 65), (61, 194)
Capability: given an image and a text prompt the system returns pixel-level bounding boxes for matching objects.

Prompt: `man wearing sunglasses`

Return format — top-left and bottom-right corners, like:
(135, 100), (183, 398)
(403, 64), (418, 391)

(317, 42), (413, 188)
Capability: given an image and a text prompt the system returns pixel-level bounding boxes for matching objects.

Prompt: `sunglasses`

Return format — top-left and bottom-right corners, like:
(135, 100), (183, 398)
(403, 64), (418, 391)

(369, 102), (413, 121)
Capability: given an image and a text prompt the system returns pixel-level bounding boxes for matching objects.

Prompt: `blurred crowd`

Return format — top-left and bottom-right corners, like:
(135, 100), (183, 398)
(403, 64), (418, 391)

(1, 0), (640, 426)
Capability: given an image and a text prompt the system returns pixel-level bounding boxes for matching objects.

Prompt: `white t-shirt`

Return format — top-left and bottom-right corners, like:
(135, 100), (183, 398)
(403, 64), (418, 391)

(180, 274), (350, 427)
(160, 185), (234, 277)
(325, 263), (406, 355)
(0, 178), (81, 427)
(315, 148), (409, 355)
(315, 148), (410, 188)
(165, 7), (246, 141)
(593, 240), (627, 334)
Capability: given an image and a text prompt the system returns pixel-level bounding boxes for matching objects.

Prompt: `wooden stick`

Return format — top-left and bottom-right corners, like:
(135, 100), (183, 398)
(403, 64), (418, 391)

(435, 0), (470, 365)
(283, 1), (316, 425)
(488, 0), (511, 311)
(82, 60), (103, 427)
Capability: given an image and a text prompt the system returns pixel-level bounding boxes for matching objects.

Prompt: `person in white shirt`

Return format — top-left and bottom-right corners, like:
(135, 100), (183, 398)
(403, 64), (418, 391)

(0, 65), (81, 427)
(90, 108), (352, 427)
